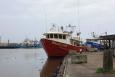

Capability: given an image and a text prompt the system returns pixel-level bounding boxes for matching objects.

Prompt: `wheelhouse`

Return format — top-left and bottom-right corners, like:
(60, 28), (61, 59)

(43, 32), (70, 44)
(44, 32), (69, 39)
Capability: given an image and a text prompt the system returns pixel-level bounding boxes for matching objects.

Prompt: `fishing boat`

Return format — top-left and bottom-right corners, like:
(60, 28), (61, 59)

(40, 25), (87, 57)
(85, 32), (103, 51)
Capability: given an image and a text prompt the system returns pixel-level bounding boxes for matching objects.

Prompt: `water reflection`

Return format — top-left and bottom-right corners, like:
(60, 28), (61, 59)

(40, 58), (63, 77)
(0, 49), (64, 77)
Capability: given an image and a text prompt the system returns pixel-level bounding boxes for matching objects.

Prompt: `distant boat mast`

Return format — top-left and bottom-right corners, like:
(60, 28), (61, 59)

(0, 36), (1, 44)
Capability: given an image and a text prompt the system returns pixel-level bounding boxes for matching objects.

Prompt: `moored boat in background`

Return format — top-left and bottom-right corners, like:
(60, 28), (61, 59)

(21, 38), (42, 48)
(0, 43), (21, 49)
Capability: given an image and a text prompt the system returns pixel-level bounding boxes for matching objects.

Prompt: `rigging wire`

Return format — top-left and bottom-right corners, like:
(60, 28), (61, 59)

(73, 0), (81, 42)
(77, 0), (80, 33)
(73, 0), (80, 34)
(43, 7), (48, 33)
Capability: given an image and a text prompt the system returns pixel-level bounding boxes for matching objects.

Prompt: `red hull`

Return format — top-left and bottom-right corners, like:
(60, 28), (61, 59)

(41, 38), (86, 57)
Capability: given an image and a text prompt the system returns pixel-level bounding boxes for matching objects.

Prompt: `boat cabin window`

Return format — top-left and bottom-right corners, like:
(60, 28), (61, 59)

(46, 34), (50, 38)
(59, 34), (62, 39)
(50, 34), (53, 38)
(46, 34), (66, 39)
(54, 34), (58, 38)
(63, 35), (66, 39)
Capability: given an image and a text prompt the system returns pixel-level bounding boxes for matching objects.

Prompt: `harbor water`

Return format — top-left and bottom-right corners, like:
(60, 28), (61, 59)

(0, 48), (63, 77)
(0, 48), (48, 77)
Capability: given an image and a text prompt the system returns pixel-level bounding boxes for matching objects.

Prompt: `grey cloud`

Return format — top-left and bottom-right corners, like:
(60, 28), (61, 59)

(0, 0), (115, 42)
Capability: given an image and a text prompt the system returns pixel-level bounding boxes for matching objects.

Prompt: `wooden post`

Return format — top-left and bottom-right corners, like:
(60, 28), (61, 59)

(103, 39), (113, 71)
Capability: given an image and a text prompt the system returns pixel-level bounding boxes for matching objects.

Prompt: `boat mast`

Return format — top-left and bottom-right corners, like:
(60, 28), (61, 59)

(43, 7), (48, 33)
(73, 0), (81, 41)
(73, 0), (81, 38)
(0, 36), (1, 44)
(77, 0), (81, 41)
(76, 0), (80, 32)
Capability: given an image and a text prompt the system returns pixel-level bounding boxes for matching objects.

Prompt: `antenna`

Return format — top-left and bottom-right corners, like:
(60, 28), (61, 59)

(73, 0), (81, 41)
(66, 24), (76, 34)
(43, 7), (48, 32)
(91, 32), (96, 38)
(105, 32), (107, 35)
(77, 0), (80, 33)
(73, 0), (81, 35)
(60, 26), (64, 32)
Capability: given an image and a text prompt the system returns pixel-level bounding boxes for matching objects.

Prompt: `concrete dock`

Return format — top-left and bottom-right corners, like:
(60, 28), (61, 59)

(58, 52), (115, 77)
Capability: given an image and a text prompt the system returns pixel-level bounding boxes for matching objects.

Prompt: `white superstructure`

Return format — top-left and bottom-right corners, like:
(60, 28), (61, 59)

(43, 25), (81, 46)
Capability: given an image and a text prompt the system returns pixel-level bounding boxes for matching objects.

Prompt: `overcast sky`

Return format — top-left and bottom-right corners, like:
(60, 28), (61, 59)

(0, 0), (115, 43)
